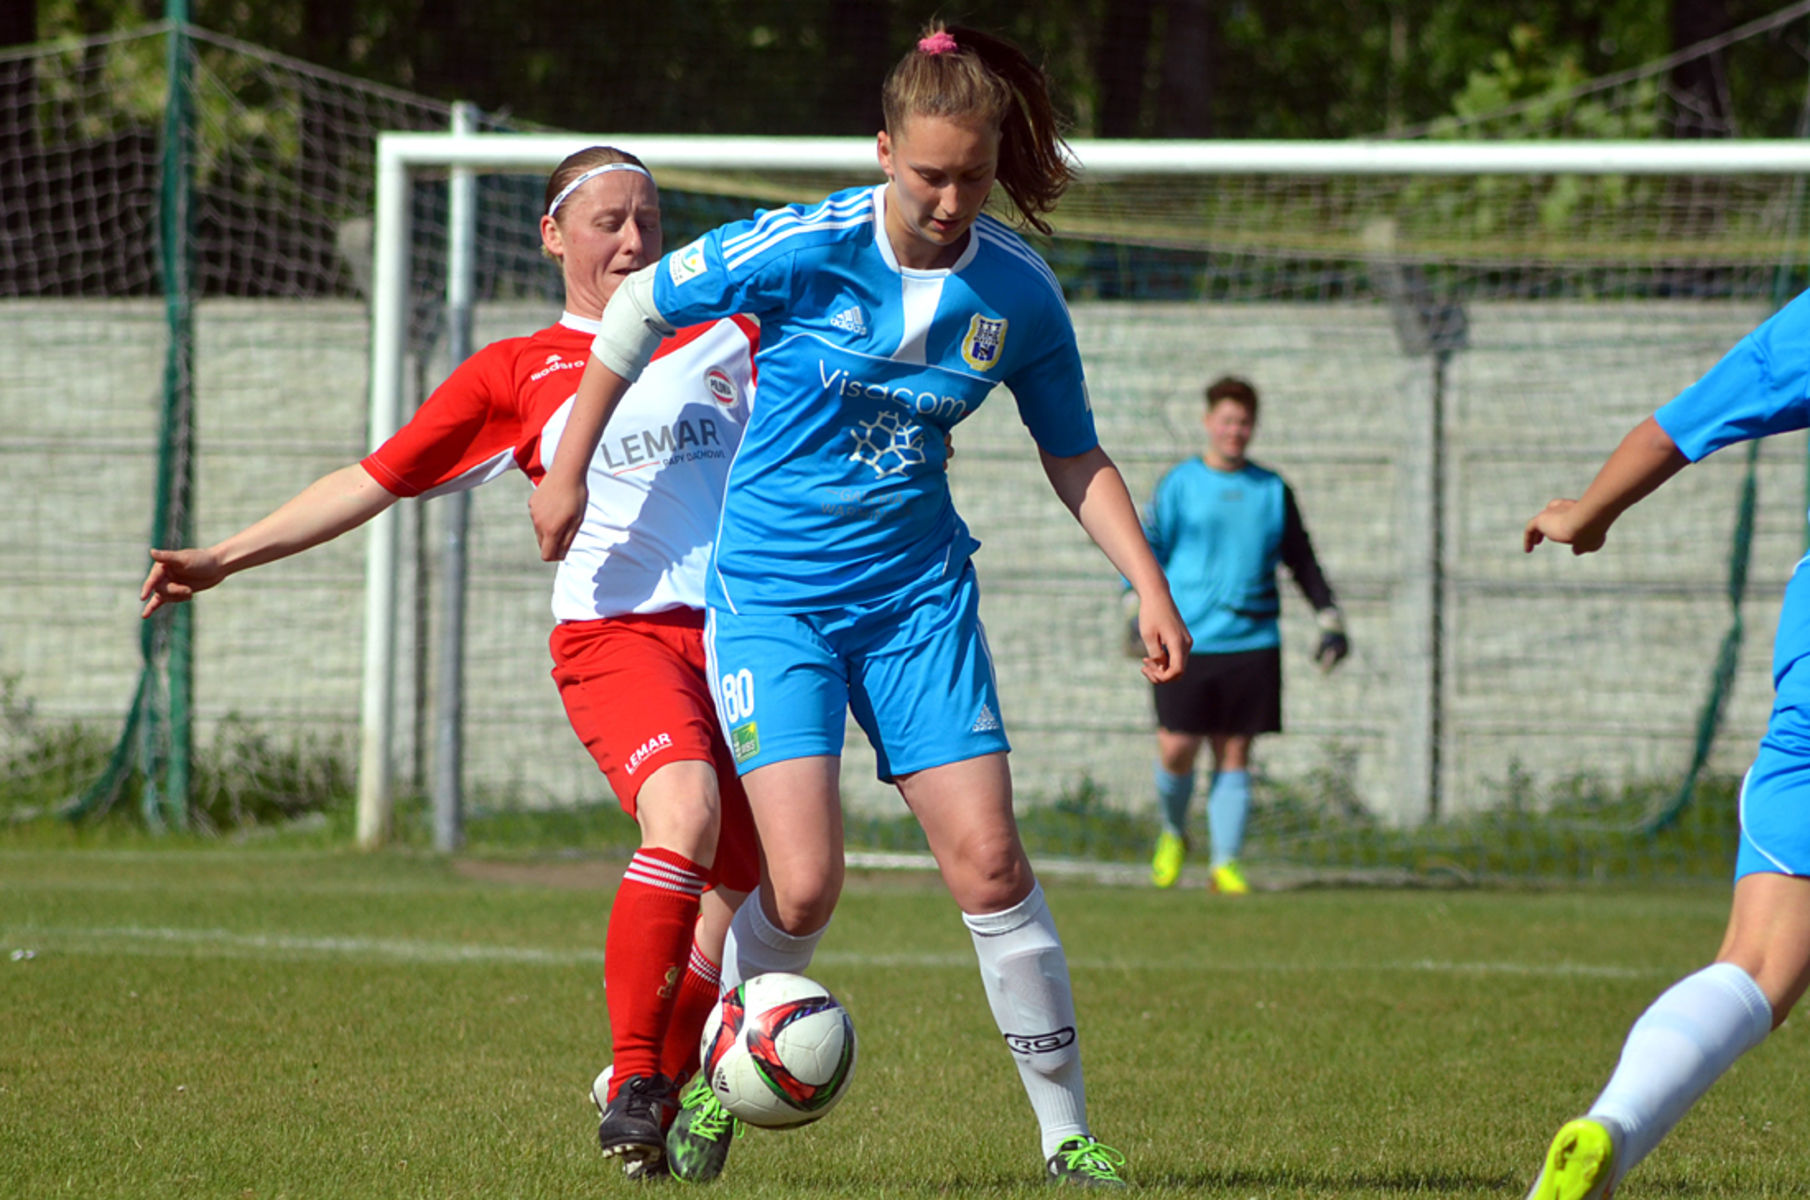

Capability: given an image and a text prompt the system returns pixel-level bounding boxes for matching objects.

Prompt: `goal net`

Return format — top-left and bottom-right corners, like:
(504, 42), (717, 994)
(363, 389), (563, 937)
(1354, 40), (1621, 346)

(6, 22), (1807, 882)
(364, 131), (1810, 882)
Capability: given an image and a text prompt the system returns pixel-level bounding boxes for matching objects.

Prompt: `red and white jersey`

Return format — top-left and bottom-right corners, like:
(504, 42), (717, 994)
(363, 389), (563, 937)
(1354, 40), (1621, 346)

(363, 311), (758, 620)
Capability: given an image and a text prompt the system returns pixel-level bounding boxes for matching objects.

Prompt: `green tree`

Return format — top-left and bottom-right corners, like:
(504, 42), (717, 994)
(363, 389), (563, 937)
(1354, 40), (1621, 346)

(28, 0), (1810, 139)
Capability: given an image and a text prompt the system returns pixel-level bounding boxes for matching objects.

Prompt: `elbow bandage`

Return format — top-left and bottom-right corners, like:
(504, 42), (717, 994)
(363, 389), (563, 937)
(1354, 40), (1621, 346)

(591, 263), (675, 383)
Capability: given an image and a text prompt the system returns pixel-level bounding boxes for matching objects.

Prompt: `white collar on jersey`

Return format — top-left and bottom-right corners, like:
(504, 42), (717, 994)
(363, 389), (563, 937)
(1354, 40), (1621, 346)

(558, 310), (603, 334)
(873, 183), (981, 277)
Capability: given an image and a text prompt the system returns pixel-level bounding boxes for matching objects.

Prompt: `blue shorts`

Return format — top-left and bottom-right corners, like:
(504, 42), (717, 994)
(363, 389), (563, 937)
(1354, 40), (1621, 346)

(1736, 560), (1810, 880)
(703, 566), (1011, 781)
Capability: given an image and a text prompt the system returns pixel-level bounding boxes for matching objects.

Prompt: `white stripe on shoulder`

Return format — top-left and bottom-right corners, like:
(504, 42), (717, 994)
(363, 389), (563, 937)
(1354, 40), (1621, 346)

(720, 193), (872, 257)
(720, 191), (869, 253)
(725, 211), (874, 271)
(974, 216), (1065, 299)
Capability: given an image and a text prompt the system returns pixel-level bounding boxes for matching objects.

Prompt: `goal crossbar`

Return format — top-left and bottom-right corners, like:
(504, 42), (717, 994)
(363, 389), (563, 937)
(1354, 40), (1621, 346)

(358, 133), (1810, 846)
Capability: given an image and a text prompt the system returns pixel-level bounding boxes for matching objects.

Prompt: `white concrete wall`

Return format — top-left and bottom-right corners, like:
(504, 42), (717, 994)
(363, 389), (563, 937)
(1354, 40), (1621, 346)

(3, 296), (1796, 822)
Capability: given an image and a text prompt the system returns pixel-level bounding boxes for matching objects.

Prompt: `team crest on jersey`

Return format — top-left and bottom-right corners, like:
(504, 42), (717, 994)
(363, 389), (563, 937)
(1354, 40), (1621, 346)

(961, 314), (1007, 371)
(705, 367), (739, 405)
(669, 239), (709, 286)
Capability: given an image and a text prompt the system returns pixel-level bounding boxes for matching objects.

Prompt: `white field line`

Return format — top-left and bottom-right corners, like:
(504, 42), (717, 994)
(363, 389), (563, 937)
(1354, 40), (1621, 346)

(0, 922), (1672, 979)
(0, 876), (486, 897)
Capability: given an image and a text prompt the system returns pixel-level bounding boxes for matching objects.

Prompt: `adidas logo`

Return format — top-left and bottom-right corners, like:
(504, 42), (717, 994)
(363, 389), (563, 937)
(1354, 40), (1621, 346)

(830, 304), (868, 336)
(971, 703), (1000, 733)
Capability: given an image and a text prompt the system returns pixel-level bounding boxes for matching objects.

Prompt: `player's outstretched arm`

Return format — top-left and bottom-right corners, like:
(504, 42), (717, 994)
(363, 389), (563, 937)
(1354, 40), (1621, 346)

(1524, 415), (1688, 556)
(140, 463), (397, 617)
(1038, 445), (1192, 683)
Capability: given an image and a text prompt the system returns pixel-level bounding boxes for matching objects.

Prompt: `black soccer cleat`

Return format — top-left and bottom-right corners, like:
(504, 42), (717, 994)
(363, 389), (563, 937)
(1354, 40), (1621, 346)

(596, 1073), (675, 1177)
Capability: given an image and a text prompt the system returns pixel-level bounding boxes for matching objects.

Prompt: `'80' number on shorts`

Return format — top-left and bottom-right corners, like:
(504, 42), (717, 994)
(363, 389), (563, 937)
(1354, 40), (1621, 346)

(719, 669), (756, 723)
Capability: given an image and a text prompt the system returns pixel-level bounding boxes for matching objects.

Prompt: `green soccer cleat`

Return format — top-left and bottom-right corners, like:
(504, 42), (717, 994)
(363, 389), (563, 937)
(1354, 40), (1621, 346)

(1045, 1135), (1127, 1187)
(1526, 1117), (1618, 1200)
(1150, 831), (1187, 889)
(1210, 859), (1250, 896)
(665, 1074), (742, 1184)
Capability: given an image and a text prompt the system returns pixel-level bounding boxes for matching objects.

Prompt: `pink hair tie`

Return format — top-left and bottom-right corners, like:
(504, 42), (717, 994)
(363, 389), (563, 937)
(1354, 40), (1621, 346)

(918, 30), (959, 54)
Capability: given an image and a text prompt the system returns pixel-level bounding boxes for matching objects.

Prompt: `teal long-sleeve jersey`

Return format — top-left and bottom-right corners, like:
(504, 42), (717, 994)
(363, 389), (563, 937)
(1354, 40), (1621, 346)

(1144, 458), (1337, 653)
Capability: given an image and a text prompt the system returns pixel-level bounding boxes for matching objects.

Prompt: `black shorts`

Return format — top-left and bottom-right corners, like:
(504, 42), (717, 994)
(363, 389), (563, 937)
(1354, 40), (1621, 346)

(1153, 646), (1282, 737)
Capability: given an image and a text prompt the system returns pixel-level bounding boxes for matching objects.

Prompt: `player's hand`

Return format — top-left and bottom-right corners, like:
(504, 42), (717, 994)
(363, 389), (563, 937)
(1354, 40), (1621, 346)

(1132, 590), (1191, 684)
(1523, 498), (1605, 555)
(140, 546), (227, 618)
(529, 476), (587, 562)
(1314, 608), (1349, 673)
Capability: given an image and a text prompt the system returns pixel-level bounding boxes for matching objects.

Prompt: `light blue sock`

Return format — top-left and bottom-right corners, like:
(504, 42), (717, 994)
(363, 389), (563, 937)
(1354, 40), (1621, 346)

(1206, 769), (1251, 866)
(1154, 766), (1194, 838)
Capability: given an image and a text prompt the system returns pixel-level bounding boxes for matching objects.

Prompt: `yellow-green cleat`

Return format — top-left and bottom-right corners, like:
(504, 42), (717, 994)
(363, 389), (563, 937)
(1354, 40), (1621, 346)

(1046, 1136), (1127, 1187)
(665, 1073), (741, 1184)
(1209, 860), (1250, 895)
(1525, 1117), (1618, 1200)
(1150, 832), (1187, 888)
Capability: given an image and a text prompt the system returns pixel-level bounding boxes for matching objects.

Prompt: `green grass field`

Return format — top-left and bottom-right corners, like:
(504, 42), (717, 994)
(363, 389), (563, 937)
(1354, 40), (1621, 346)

(3, 844), (1805, 1198)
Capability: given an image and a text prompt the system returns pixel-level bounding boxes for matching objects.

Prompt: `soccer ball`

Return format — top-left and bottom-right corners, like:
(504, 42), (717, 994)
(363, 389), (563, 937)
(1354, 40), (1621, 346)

(698, 971), (857, 1128)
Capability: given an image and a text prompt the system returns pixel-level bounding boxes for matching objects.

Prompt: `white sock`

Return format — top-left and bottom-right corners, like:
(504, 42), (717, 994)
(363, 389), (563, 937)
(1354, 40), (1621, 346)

(963, 883), (1089, 1159)
(1588, 962), (1772, 1182)
(718, 891), (825, 992)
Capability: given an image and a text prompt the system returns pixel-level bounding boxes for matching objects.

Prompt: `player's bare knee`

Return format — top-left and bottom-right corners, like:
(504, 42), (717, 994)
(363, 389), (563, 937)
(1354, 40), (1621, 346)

(634, 760), (721, 846)
(949, 838), (1031, 911)
(770, 868), (842, 932)
(665, 789), (721, 837)
(636, 794), (720, 862)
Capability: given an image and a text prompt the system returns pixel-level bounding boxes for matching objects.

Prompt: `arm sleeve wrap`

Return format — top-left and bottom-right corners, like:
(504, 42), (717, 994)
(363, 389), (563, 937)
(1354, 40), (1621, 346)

(590, 263), (675, 383)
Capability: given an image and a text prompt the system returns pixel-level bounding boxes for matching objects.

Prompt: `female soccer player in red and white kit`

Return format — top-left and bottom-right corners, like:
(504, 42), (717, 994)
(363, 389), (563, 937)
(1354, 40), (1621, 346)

(139, 146), (756, 1179)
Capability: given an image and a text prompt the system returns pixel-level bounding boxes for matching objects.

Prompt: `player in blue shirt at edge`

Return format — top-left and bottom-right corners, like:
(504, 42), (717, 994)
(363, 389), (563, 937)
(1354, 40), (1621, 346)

(1521, 293), (1810, 1200)
(531, 21), (1189, 1189)
(1137, 376), (1348, 895)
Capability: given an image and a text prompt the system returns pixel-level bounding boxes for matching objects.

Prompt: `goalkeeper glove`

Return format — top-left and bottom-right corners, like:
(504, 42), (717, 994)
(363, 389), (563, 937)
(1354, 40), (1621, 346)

(1314, 607), (1349, 673)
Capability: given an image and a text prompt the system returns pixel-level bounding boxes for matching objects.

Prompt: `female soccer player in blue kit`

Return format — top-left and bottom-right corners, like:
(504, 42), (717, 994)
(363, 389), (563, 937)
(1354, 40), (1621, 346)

(1522, 293), (1810, 1199)
(531, 22), (1190, 1188)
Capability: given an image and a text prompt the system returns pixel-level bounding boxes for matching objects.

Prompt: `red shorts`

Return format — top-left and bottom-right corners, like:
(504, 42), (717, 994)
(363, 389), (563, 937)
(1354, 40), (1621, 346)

(549, 610), (758, 893)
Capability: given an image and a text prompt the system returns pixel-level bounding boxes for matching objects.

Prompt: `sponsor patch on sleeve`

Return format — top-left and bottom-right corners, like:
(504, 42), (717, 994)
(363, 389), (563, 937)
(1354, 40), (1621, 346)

(668, 239), (709, 287)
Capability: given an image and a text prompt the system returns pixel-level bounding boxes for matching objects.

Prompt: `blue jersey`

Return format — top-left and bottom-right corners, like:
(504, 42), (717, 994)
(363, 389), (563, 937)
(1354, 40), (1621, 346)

(1656, 289), (1810, 684)
(1655, 291), (1810, 463)
(650, 184), (1097, 613)
(1144, 458), (1335, 654)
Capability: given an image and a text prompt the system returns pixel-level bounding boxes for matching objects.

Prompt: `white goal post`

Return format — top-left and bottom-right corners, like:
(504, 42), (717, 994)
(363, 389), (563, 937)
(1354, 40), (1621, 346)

(359, 134), (1810, 849)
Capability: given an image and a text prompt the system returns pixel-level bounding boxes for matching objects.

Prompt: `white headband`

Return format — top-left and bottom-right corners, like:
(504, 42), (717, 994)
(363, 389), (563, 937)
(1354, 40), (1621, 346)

(546, 162), (654, 218)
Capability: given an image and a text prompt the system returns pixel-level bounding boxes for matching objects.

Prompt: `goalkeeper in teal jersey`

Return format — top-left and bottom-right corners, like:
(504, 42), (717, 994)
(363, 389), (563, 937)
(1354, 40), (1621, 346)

(1139, 376), (1347, 893)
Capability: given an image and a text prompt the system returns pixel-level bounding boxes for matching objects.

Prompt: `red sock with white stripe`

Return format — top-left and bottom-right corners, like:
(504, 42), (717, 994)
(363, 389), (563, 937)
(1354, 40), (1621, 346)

(605, 847), (706, 1099)
(660, 939), (723, 1085)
